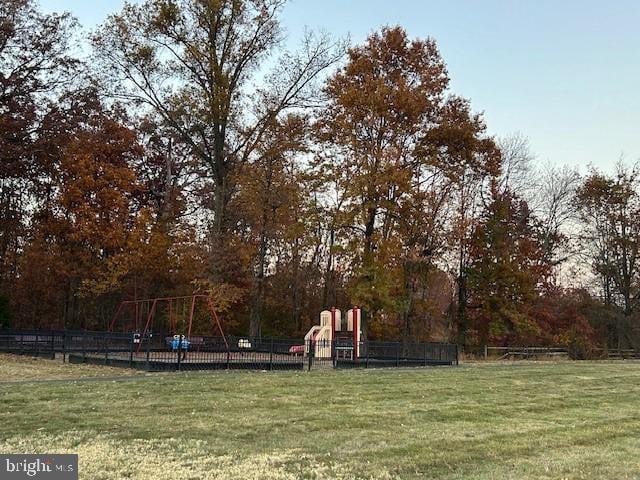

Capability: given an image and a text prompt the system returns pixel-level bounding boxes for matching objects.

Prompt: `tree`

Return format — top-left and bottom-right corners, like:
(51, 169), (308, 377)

(534, 164), (580, 278)
(528, 289), (599, 358)
(496, 133), (536, 198)
(466, 184), (550, 345)
(234, 115), (308, 336)
(93, 0), (343, 286)
(315, 27), (500, 342)
(576, 162), (640, 349)
(421, 97), (500, 345)
(498, 134), (580, 284)
(315, 26), (450, 332)
(0, 0), (78, 302)
(19, 91), (144, 328)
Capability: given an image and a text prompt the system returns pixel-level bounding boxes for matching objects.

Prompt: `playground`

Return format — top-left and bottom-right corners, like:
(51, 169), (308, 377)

(0, 299), (458, 371)
(1, 356), (639, 479)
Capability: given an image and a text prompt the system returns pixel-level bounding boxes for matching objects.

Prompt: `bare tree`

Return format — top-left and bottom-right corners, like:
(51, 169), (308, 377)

(498, 134), (580, 277)
(497, 133), (536, 198)
(536, 164), (581, 270)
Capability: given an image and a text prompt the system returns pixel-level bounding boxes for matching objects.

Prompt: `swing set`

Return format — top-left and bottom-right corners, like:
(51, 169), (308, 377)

(108, 294), (228, 352)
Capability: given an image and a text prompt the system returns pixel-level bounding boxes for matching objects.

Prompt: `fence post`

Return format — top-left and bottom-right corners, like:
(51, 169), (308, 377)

(269, 338), (273, 371)
(308, 340), (314, 371)
(365, 341), (369, 369)
(62, 331), (67, 363)
(424, 343), (428, 367)
(50, 331), (55, 359)
(331, 337), (338, 368)
(145, 334), (151, 371)
(396, 343), (400, 367)
(455, 344), (459, 366)
(484, 345), (488, 360)
(35, 332), (40, 358)
(19, 334), (24, 356)
(129, 334), (134, 368)
(82, 332), (87, 363)
(105, 333), (109, 365)
(332, 340), (336, 368)
(176, 335), (182, 371)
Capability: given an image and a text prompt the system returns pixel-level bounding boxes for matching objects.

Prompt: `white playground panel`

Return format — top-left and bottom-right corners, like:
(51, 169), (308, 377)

(347, 308), (361, 358)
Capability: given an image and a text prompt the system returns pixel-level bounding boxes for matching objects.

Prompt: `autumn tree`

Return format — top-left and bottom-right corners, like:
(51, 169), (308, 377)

(127, 115), (210, 300)
(533, 164), (581, 280)
(420, 97), (500, 345)
(93, 0), (343, 290)
(496, 133), (535, 198)
(233, 115), (308, 336)
(576, 162), (640, 349)
(315, 26), (449, 332)
(0, 0), (78, 319)
(315, 26), (500, 342)
(466, 184), (550, 345)
(13, 91), (145, 328)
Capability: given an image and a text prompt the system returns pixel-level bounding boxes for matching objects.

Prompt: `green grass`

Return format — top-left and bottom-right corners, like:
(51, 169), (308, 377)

(1, 359), (640, 479)
(0, 353), (142, 382)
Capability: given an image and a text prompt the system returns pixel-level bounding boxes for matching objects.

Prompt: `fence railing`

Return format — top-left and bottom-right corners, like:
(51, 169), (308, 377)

(594, 348), (640, 360)
(473, 345), (640, 360)
(483, 346), (569, 360)
(0, 329), (458, 371)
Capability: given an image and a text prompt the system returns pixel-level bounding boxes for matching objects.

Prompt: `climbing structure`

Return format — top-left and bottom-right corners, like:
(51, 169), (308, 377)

(304, 306), (361, 359)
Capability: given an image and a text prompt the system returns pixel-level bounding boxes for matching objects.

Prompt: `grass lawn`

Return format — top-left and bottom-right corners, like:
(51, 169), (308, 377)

(0, 353), (142, 382)
(1, 359), (639, 479)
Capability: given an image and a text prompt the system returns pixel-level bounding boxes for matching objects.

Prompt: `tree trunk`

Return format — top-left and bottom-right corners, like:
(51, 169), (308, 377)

(456, 272), (467, 347)
(322, 228), (335, 307)
(248, 222), (268, 338)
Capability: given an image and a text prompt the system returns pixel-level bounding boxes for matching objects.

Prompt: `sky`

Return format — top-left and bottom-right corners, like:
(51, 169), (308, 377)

(38, 0), (640, 173)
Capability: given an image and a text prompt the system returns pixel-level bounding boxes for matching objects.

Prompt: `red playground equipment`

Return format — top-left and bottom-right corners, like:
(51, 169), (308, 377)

(108, 294), (227, 352)
(304, 306), (362, 359)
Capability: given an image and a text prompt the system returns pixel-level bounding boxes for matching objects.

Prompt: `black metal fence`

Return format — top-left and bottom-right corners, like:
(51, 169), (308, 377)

(0, 329), (458, 371)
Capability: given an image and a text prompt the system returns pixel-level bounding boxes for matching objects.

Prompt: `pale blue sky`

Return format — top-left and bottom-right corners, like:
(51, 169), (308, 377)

(39, 0), (640, 172)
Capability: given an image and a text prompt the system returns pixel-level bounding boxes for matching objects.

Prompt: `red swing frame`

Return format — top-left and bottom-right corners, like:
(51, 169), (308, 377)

(108, 294), (228, 353)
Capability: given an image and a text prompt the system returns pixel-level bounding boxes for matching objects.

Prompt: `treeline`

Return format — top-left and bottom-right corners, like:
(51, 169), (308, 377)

(1, 0), (638, 355)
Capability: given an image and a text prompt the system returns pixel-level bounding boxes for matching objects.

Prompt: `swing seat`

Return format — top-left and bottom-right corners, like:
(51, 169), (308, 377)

(169, 335), (191, 351)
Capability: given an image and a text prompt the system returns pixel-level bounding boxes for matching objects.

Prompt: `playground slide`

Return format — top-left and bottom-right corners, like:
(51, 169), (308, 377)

(304, 324), (332, 358)
(304, 325), (320, 355)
